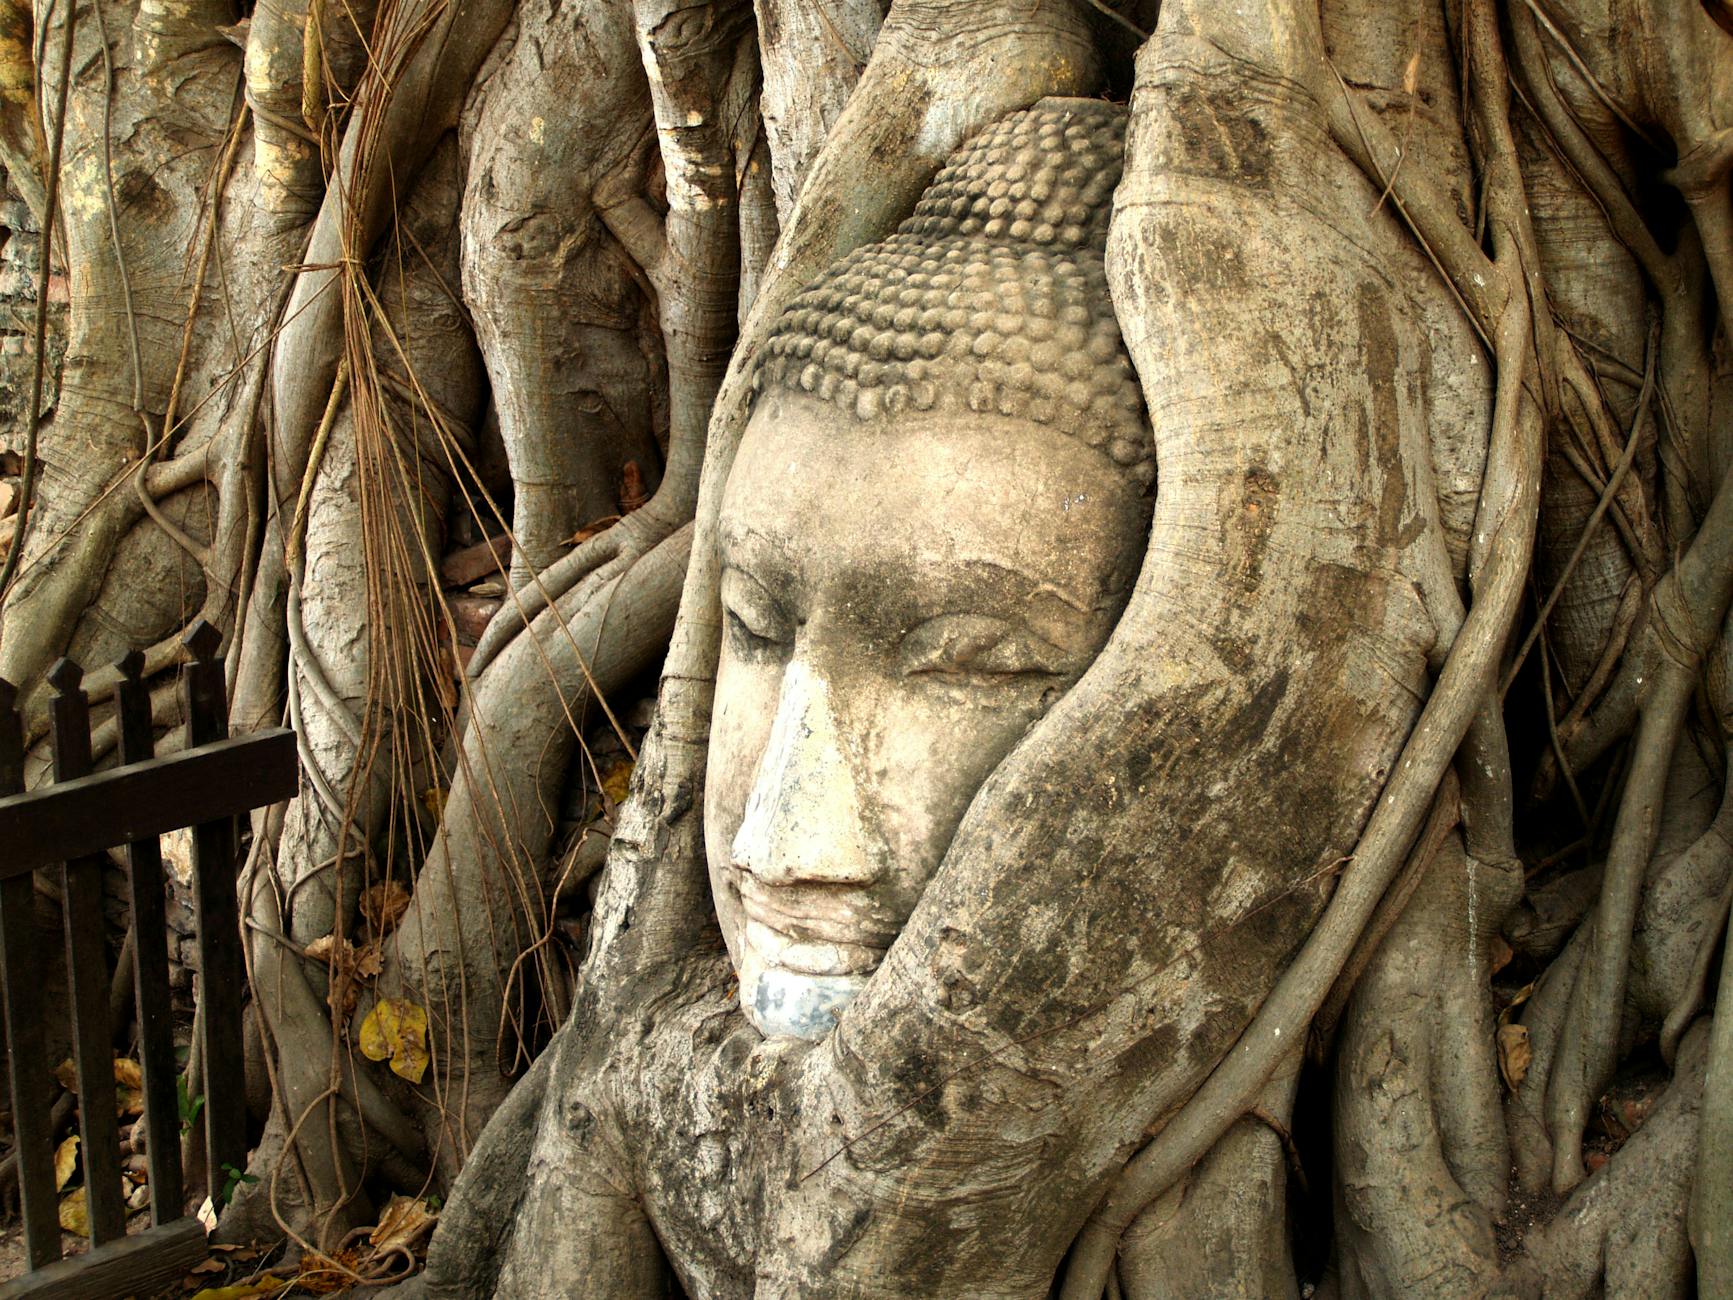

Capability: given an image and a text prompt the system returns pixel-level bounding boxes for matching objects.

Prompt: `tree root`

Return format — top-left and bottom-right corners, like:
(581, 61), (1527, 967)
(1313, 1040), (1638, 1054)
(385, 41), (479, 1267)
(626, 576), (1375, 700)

(1502, 1022), (1710, 1298)
(382, 523), (693, 1177)
(1116, 1061), (1301, 1300)
(1329, 832), (1511, 1298)
(1545, 461), (1733, 1192)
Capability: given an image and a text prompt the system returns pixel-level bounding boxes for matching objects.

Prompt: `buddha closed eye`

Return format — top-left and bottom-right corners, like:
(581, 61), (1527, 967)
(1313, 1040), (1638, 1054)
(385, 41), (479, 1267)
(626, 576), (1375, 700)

(703, 99), (1154, 1039)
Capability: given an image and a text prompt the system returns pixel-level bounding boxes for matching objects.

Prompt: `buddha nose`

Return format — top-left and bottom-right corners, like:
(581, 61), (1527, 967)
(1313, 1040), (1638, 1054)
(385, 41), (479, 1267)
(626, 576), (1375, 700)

(730, 660), (879, 887)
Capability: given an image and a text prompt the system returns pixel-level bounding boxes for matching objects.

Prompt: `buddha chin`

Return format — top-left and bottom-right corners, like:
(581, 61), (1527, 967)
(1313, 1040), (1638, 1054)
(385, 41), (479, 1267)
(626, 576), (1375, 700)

(703, 99), (1155, 1040)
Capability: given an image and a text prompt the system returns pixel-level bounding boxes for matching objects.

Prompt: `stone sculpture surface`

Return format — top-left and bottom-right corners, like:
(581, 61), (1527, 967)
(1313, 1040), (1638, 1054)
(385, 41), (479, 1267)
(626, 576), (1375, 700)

(706, 99), (1155, 1037)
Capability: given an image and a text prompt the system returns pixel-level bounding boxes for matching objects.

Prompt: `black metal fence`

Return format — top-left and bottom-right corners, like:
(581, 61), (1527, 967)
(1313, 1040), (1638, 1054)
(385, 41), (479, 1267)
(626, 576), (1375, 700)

(0, 622), (296, 1299)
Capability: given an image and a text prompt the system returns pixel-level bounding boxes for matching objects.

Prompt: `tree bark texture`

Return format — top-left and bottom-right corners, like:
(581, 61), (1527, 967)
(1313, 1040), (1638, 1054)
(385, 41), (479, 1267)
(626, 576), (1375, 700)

(0, 0), (1727, 1295)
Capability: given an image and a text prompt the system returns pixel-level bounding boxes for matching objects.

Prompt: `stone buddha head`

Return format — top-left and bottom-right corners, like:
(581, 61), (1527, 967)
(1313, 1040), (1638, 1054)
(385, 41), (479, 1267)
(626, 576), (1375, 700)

(706, 99), (1154, 1038)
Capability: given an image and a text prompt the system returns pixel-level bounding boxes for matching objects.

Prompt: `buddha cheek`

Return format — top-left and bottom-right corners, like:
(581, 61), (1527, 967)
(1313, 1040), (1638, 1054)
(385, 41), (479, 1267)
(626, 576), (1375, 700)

(857, 685), (1056, 922)
(704, 652), (783, 967)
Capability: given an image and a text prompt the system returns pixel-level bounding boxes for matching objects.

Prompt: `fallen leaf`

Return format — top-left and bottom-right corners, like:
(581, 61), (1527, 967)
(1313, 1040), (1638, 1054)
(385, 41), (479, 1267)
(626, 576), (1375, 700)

(305, 933), (342, 962)
(53, 1134), (78, 1190)
(59, 1186), (88, 1236)
(188, 1258), (225, 1274)
(570, 513), (621, 545)
(1584, 1150), (1610, 1174)
(1489, 934), (1514, 976)
(1498, 1022), (1532, 1091)
(189, 1276), (287, 1300)
(600, 759), (635, 808)
(620, 461), (648, 513)
(1621, 1096), (1653, 1131)
(1497, 979), (1536, 1025)
(370, 1193), (438, 1254)
(52, 1058), (77, 1091)
(294, 1248), (364, 1294)
(115, 1057), (145, 1116)
(360, 880), (411, 936)
(357, 998), (430, 1084)
(306, 932), (385, 1023)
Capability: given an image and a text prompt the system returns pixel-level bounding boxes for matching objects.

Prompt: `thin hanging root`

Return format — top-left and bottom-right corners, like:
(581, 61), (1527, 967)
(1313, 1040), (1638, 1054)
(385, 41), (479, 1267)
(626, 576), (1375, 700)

(1545, 461), (1733, 1193)
(0, 0), (75, 606)
(1500, 341), (1656, 697)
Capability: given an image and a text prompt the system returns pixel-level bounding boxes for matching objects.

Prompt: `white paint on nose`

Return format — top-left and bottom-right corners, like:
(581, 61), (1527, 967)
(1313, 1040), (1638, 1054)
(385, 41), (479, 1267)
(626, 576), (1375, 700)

(731, 660), (876, 887)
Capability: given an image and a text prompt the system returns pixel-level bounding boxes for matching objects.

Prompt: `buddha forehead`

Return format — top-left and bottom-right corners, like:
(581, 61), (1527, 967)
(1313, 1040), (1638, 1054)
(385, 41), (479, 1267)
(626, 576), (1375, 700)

(722, 390), (1147, 619)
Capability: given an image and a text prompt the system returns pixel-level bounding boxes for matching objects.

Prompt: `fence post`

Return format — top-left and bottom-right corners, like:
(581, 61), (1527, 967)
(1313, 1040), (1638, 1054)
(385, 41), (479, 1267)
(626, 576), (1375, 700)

(47, 658), (128, 1246)
(180, 621), (246, 1201)
(0, 677), (58, 1267)
(115, 650), (184, 1222)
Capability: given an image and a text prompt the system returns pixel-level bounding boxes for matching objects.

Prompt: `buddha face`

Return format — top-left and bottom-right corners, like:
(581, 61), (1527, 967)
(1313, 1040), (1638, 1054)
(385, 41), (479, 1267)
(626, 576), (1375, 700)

(706, 387), (1151, 1037)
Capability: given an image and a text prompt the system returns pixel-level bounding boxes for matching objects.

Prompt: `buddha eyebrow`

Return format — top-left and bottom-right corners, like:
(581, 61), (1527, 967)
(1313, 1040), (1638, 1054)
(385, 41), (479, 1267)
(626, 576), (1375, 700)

(718, 520), (794, 564)
(949, 558), (1095, 616)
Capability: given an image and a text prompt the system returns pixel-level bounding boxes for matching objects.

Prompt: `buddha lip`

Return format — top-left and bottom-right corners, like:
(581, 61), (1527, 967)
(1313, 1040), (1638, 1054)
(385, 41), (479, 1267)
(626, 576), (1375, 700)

(746, 919), (881, 977)
(735, 877), (899, 959)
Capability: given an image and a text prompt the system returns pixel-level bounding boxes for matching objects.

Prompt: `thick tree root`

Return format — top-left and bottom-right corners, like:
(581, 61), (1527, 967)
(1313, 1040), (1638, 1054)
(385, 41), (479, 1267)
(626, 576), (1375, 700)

(1500, 1023), (1711, 1299)
(1329, 833), (1513, 1298)
(382, 523), (692, 1177)
(1116, 1061), (1300, 1300)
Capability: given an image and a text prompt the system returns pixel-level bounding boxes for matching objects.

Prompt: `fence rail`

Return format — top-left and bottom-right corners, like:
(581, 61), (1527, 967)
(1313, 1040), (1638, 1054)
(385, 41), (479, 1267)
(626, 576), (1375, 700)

(0, 622), (296, 1300)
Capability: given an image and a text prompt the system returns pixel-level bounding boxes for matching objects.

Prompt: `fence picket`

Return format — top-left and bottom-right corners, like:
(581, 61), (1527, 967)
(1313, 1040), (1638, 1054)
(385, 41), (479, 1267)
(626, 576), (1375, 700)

(115, 651), (184, 1222)
(179, 622), (247, 1199)
(0, 625), (297, 1297)
(47, 659), (127, 1246)
(0, 678), (59, 1268)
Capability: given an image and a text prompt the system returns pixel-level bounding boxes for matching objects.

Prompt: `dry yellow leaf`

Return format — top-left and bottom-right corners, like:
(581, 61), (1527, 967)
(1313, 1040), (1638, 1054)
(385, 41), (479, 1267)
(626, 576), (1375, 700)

(51, 1058), (146, 1114)
(53, 1134), (78, 1190)
(1498, 980), (1536, 1026)
(422, 786), (447, 819)
(189, 1277), (288, 1300)
(357, 997), (430, 1084)
(600, 759), (635, 806)
(58, 1186), (88, 1236)
(1498, 1022), (1532, 1091)
(295, 1247), (365, 1293)
(370, 1193), (438, 1254)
